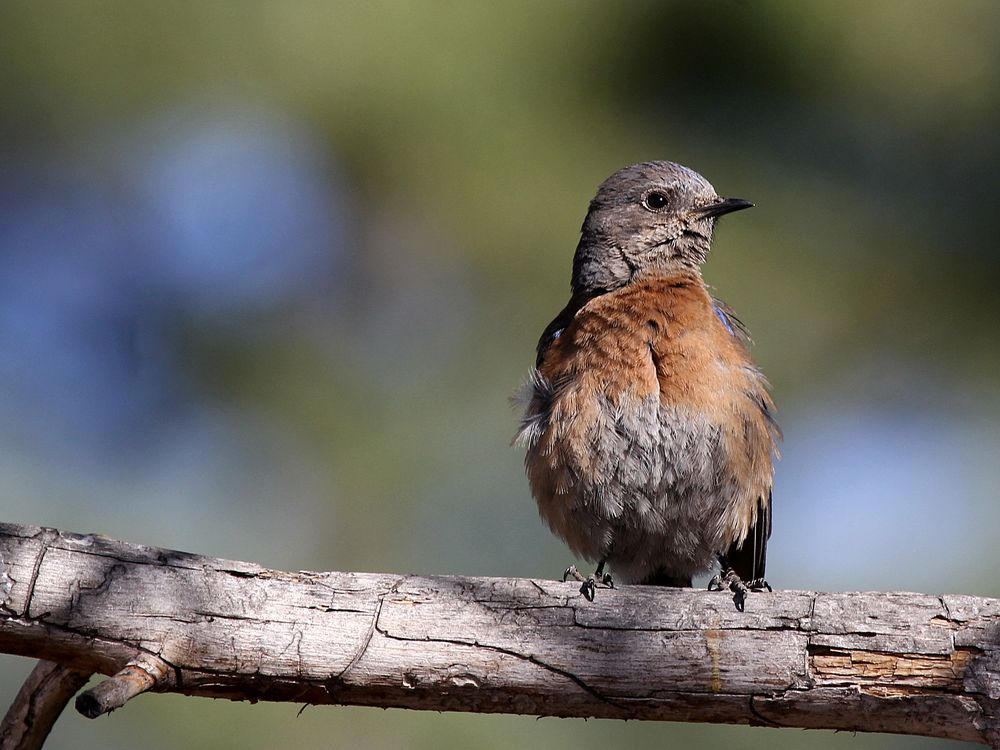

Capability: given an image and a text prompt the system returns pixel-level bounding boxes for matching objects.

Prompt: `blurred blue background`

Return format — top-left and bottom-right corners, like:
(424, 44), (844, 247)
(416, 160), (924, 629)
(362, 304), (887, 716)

(1, 2), (998, 748)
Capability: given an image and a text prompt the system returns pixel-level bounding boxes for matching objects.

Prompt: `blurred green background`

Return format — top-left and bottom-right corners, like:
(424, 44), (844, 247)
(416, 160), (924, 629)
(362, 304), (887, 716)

(1, 1), (998, 748)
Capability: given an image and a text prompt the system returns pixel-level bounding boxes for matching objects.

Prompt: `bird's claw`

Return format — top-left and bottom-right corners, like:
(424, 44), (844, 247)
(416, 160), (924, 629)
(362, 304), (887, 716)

(562, 564), (613, 601)
(709, 569), (771, 612)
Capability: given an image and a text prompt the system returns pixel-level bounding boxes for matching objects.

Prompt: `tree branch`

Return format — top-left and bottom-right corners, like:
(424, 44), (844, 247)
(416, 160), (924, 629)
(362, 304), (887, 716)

(0, 660), (92, 750)
(0, 523), (998, 746)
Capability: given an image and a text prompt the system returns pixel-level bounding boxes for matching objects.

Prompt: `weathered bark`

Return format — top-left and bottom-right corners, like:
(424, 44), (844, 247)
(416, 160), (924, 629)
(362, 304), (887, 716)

(0, 660), (91, 750)
(0, 523), (997, 746)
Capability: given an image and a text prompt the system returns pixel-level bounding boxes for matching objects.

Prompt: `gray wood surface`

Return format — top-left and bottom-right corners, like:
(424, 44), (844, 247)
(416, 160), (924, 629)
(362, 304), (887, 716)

(0, 523), (997, 746)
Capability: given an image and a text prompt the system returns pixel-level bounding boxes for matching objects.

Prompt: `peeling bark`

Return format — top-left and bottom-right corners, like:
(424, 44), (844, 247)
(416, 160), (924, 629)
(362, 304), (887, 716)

(0, 523), (998, 746)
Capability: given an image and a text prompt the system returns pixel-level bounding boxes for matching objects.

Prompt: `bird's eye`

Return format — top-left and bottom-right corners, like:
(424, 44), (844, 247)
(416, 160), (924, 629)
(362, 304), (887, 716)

(643, 192), (669, 211)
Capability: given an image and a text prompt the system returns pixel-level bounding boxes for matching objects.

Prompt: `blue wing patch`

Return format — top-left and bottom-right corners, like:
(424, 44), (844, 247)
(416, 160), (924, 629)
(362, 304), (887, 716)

(713, 303), (736, 335)
(711, 298), (752, 344)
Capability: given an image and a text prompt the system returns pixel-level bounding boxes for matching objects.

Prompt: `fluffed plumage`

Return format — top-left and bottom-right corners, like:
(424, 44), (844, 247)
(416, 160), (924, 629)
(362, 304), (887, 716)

(516, 161), (780, 597)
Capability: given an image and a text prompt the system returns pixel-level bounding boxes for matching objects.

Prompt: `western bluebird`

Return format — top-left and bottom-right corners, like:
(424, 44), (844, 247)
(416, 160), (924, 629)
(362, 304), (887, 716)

(515, 161), (779, 611)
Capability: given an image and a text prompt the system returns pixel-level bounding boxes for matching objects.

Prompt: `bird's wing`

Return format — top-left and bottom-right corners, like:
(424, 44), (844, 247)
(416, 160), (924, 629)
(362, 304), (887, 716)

(711, 297), (752, 345)
(723, 491), (771, 583)
(535, 292), (592, 367)
(712, 296), (778, 584)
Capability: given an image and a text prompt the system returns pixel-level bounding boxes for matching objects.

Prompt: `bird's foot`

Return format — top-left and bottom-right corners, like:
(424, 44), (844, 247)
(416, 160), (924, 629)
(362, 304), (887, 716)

(708, 569), (771, 612)
(562, 563), (614, 602)
(562, 565), (585, 583)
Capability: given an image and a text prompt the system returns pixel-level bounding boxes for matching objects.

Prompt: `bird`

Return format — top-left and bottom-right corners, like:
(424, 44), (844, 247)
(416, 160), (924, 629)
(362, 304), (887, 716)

(515, 160), (779, 611)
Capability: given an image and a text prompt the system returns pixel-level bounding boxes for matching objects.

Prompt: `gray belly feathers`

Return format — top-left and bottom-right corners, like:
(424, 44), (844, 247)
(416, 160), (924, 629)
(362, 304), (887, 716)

(518, 373), (737, 583)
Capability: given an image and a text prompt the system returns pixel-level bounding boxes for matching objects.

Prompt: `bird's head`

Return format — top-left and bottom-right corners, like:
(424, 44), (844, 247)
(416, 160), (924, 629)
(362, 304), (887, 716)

(571, 160), (752, 295)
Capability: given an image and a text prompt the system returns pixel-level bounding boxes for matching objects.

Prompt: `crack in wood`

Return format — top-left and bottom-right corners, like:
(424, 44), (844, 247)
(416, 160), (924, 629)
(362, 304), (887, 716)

(71, 564), (128, 612)
(939, 595), (953, 622)
(279, 629), (304, 675)
(0, 612), (182, 685)
(329, 575), (406, 689)
(568, 616), (808, 633)
(427, 634), (624, 713)
(748, 693), (784, 728)
(372, 614), (625, 714)
(40, 540), (229, 575)
(475, 601), (571, 613)
(21, 529), (59, 619)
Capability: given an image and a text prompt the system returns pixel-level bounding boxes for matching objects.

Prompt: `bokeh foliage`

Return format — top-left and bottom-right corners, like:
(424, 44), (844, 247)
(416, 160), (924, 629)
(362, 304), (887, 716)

(0, 2), (997, 748)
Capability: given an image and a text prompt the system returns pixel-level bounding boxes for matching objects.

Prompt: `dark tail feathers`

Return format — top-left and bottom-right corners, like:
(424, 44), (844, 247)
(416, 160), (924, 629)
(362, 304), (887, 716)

(638, 570), (693, 587)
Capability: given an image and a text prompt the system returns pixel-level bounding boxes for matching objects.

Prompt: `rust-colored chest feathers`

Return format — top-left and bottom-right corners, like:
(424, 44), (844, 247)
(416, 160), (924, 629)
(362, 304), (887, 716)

(517, 272), (779, 585)
(543, 276), (754, 416)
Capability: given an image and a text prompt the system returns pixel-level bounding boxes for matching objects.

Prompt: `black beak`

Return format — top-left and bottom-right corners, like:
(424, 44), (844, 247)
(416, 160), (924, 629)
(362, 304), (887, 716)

(693, 197), (754, 219)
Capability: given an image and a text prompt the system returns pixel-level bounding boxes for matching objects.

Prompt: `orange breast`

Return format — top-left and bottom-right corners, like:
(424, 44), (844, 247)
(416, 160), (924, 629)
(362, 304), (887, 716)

(539, 274), (751, 414)
(532, 272), (776, 540)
